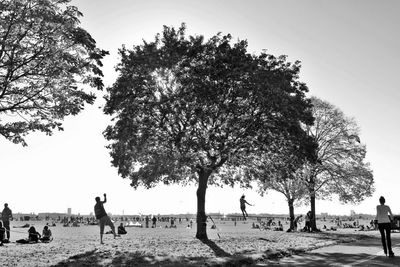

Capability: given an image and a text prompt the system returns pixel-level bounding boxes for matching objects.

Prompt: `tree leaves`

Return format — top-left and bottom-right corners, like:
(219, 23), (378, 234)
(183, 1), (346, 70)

(304, 97), (374, 204)
(0, 0), (108, 145)
(104, 24), (315, 189)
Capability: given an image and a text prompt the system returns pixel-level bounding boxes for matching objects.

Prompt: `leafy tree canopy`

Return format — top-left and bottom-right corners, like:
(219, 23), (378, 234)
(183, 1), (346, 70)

(104, 24), (316, 189)
(0, 0), (108, 145)
(304, 97), (374, 204)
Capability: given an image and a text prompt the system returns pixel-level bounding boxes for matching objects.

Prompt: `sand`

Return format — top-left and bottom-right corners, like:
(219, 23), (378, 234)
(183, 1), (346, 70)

(0, 219), (374, 266)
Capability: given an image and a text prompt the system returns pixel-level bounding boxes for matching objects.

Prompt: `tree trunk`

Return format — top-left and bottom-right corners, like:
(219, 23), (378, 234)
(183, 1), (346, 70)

(288, 198), (295, 231)
(196, 168), (211, 240)
(309, 178), (317, 231)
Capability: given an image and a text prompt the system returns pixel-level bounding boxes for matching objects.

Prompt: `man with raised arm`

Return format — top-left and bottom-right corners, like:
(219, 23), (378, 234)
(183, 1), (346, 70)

(94, 193), (119, 244)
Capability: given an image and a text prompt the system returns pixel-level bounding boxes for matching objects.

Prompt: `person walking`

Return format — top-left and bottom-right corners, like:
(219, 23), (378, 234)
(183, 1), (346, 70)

(1, 203), (12, 241)
(376, 196), (394, 257)
(94, 193), (119, 244)
(240, 195), (253, 220)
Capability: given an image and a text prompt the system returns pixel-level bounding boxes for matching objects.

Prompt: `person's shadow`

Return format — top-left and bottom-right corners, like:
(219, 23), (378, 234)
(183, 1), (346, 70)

(200, 239), (231, 257)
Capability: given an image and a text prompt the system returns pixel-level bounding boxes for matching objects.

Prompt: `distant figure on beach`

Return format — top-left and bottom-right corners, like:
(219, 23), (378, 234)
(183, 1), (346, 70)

(305, 211), (312, 232)
(118, 223), (127, 235)
(94, 193), (119, 244)
(152, 216), (157, 228)
(0, 221), (8, 246)
(2, 203), (13, 240)
(16, 226), (41, 244)
(41, 226), (52, 242)
(240, 195), (253, 220)
(170, 217), (176, 228)
(376, 196), (394, 257)
(294, 215), (302, 231)
(13, 223), (30, 228)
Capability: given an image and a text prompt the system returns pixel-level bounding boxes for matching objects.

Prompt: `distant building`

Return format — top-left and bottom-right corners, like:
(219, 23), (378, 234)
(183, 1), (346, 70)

(38, 212), (67, 219)
(67, 208), (72, 216)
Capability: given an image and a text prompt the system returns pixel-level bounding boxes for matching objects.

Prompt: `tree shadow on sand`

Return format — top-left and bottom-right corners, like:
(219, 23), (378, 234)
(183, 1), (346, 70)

(266, 252), (400, 267)
(199, 238), (231, 257)
(52, 249), (102, 266)
(51, 240), (240, 266)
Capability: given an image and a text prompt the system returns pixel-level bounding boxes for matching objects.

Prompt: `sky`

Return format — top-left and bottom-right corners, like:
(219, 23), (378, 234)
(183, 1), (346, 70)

(1, 0), (399, 217)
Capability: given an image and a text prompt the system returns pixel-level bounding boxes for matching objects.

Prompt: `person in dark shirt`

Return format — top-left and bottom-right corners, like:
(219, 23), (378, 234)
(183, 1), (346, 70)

(240, 195), (253, 220)
(16, 226), (41, 244)
(94, 193), (119, 244)
(117, 223), (127, 235)
(0, 221), (7, 246)
(2, 203), (12, 240)
(41, 225), (53, 242)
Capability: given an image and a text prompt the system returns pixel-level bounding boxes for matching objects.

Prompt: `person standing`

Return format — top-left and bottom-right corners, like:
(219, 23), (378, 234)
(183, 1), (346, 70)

(94, 193), (119, 244)
(240, 195), (253, 220)
(294, 215), (303, 231)
(2, 203), (12, 241)
(305, 211), (312, 232)
(376, 196), (394, 257)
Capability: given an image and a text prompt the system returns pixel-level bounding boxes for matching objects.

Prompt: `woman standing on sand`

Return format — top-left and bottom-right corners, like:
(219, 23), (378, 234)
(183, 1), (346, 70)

(376, 196), (394, 257)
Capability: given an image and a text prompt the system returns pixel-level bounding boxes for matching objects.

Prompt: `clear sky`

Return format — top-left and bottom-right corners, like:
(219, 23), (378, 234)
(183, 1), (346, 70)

(1, 0), (399, 217)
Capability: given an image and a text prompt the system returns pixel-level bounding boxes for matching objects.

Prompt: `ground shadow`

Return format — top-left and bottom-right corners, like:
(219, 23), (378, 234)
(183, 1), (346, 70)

(266, 252), (400, 267)
(199, 238), (231, 257)
(52, 249), (102, 266)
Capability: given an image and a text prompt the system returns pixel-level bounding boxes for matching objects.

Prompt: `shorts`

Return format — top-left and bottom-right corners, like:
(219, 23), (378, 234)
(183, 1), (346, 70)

(99, 216), (114, 234)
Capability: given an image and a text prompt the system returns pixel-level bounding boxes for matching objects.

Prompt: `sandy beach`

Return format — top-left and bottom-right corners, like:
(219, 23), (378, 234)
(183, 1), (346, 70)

(0, 219), (377, 266)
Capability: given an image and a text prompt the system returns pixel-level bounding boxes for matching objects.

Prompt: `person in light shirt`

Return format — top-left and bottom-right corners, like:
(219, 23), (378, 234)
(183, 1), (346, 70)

(375, 196), (394, 257)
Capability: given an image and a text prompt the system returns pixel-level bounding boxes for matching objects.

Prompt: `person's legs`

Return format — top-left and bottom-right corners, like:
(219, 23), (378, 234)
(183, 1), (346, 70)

(241, 208), (246, 220)
(385, 223), (394, 256)
(99, 218), (106, 244)
(378, 224), (388, 255)
(105, 216), (119, 238)
(4, 221), (10, 240)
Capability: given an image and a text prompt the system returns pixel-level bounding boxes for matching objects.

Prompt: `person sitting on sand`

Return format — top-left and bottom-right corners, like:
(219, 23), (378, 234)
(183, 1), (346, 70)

(118, 223), (127, 235)
(240, 195), (253, 220)
(16, 226), (41, 244)
(170, 217), (176, 228)
(13, 223), (30, 228)
(41, 226), (52, 242)
(0, 221), (7, 246)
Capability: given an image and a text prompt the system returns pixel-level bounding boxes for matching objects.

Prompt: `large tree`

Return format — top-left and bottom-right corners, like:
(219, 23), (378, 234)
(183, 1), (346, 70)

(0, 0), (108, 146)
(103, 24), (315, 239)
(251, 143), (311, 231)
(303, 97), (374, 230)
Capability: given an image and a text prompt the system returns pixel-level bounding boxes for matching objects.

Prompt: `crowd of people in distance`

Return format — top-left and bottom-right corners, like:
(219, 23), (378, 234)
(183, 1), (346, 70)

(1, 194), (397, 259)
